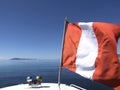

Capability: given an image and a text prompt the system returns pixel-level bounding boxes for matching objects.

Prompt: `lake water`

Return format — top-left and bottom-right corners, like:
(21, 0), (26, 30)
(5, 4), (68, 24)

(0, 59), (113, 90)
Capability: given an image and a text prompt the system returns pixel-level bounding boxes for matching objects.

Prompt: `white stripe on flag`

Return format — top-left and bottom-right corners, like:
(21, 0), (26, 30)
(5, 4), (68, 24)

(76, 22), (98, 79)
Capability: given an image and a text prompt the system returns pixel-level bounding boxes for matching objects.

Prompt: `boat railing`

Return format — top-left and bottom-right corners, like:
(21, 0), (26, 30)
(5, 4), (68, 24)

(70, 84), (87, 90)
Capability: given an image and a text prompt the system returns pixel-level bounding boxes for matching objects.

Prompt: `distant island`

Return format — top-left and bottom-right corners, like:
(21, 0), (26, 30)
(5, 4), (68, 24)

(10, 58), (37, 60)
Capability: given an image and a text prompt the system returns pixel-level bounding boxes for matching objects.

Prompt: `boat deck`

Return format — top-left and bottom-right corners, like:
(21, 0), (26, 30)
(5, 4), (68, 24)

(0, 83), (86, 90)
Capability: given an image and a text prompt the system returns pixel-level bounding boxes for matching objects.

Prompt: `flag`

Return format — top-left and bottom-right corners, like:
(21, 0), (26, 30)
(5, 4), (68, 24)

(61, 21), (120, 90)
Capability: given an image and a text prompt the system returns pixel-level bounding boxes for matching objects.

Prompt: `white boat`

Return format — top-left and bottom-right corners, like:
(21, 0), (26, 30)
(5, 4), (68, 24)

(0, 83), (86, 90)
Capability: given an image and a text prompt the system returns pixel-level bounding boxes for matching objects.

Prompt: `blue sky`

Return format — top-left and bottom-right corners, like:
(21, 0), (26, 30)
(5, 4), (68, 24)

(0, 0), (120, 59)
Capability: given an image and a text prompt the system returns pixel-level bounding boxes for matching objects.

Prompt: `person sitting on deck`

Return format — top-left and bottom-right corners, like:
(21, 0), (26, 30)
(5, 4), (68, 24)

(26, 76), (32, 85)
(26, 76), (42, 85)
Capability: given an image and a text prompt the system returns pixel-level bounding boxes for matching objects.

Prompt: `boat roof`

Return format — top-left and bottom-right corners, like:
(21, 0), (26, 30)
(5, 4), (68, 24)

(0, 83), (86, 90)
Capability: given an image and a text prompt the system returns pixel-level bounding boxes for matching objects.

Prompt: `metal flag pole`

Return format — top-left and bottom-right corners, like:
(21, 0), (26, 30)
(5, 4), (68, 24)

(58, 17), (68, 87)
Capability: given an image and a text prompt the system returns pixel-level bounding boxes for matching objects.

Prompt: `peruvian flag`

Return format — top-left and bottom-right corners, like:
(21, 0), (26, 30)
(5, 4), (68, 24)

(61, 21), (120, 90)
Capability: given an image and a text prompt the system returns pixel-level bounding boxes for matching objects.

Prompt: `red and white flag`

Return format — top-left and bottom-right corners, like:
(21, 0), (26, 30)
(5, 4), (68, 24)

(61, 21), (120, 90)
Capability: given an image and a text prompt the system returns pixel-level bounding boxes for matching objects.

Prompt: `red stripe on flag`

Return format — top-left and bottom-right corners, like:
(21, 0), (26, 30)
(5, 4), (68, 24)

(62, 22), (82, 72)
(92, 22), (120, 90)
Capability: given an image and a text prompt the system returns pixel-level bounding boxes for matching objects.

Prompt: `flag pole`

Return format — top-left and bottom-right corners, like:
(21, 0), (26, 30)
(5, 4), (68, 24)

(58, 17), (68, 86)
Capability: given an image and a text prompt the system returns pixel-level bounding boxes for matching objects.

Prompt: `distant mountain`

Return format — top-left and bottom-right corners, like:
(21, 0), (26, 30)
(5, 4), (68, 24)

(10, 58), (37, 60)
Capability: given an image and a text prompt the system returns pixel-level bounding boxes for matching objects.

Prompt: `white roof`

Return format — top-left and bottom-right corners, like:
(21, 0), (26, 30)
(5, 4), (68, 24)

(0, 83), (86, 90)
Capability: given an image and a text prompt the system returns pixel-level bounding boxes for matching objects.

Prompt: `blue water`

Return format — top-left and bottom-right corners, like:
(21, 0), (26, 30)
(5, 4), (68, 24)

(0, 59), (113, 90)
